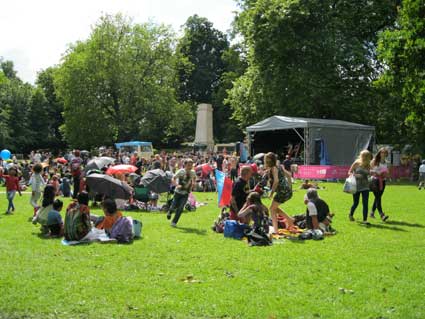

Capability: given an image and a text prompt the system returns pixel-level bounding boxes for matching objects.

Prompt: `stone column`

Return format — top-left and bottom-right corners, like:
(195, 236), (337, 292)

(194, 103), (214, 151)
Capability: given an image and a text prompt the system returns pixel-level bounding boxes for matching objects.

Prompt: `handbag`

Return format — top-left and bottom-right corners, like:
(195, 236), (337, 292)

(369, 177), (379, 192)
(343, 175), (357, 194)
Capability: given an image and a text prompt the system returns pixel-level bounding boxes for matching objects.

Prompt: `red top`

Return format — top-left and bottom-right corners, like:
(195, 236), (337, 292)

(1, 174), (20, 192)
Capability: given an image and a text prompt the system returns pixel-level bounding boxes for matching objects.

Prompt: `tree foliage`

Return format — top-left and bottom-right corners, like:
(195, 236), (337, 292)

(54, 14), (193, 149)
(375, 0), (425, 151)
(228, 0), (399, 129)
(177, 15), (246, 142)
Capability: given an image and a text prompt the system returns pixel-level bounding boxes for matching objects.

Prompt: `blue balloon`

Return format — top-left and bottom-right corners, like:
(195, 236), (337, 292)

(1, 149), (11, 160)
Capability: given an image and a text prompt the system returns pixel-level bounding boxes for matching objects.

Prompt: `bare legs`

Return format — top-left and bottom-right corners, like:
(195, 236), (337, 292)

(270, 200), (294, 233)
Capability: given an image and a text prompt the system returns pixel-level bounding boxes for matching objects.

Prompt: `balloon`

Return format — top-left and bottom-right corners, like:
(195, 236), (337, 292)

(0, 149), (11, 160)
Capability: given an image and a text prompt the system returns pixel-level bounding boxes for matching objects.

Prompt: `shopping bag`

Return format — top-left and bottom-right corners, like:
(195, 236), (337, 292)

(343, 175), (357, 194)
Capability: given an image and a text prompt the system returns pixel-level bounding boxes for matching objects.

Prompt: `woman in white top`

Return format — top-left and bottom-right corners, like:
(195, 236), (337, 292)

(370, 148), (389, 221)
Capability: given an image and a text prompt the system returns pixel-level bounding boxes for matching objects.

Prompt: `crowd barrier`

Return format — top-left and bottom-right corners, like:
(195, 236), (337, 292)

(293, 165), (412, 180)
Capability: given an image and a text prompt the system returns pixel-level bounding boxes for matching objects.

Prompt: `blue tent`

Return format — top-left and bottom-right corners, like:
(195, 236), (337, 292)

(115, 141), (152, 149)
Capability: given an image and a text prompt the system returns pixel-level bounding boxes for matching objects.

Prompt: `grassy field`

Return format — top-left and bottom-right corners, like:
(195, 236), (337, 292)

(0, 182), (424, 319)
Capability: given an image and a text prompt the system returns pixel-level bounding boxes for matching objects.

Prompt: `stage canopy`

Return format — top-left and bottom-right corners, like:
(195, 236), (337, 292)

(246, 116), (375, 165)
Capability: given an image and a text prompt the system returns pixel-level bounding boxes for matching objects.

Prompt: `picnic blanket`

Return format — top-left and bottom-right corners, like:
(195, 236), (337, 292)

(61, 228), (116, 245)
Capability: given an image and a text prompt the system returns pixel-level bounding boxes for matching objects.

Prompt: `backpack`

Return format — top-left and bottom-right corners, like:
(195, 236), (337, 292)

(64, 203), (91, 241)
(212, 208), (230, 233)
(224, 220), (247, 240)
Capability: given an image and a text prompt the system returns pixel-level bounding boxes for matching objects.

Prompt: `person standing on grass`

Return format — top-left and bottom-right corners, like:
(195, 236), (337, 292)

(348, 150), (372, 225)
(70, 150), (83, 199)
(370, 148), (390, 221)
(418, 160), (425, 190)
(264, 152), (294, 233)
(28, 163), (46, 215)
(167, 159), (196, 227)
(229, 155), (238, 182)
(0, 167), (22, 214)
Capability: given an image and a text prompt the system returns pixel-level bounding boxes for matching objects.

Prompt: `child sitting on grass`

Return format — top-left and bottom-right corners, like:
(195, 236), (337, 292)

(101, 198), (133, 243)
(32, 185), (56, 234)
(47, 199), (64, 237)
(0, 167), (22, 214)
(64, 192), (92, 241)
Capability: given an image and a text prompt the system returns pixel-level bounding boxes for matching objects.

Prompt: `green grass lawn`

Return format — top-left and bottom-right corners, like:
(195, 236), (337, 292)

(0, 182), (424, 319)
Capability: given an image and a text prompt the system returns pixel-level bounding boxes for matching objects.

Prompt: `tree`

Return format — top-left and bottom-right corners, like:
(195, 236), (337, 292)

(375, 0), (425, 152)
(212, 44), (247, 142)
(228, 0), (399, 129)
(177, 15), (229, 104)
(177, 15), (246, 142)
(54, 14), (192, 149)
(0, 70), (12, 147)
(0, 60), (34, 152)
(35, 67), (66, 150)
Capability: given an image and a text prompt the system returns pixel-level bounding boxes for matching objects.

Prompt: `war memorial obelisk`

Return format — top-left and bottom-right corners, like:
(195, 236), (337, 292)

(194, 103), (214, 151)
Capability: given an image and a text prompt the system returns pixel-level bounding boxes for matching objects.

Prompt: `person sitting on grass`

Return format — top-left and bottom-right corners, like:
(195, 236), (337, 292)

(304, 188), (335, 234)
(94, 197), (123, 233)
(101, 198), (133, 243)
(238, 192), (269, 230)
(47, 199), (64, 237)
(229, 166), (253, 220)
(60, 173), (72, 197)
(32, 184), (56, 234)
(299, 179), (325, 190)
(0, 166), (22, 215)
(64, 192), (91, 241)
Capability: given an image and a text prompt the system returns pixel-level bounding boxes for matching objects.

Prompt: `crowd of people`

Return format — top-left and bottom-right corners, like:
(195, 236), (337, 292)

(1, 145), (422, 245)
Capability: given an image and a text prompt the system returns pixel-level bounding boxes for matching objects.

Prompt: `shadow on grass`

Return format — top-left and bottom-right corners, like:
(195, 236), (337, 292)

(33, 232), (64, 240)
(177, 227), (207, 236)
(384, 220), (425, 228)
(358, 222), (408, 232)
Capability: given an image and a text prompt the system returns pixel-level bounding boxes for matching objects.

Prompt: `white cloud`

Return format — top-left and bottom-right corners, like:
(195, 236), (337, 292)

(0, 0), (238, 83)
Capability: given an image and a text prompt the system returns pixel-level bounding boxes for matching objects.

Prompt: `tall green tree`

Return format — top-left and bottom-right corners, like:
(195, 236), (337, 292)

(0, 69), (12, 147)
(35, 67), (66, 150)
(54, 14), (192, 149)
(0, 60), (33, 152)
(177, 15), (246, 142)
(228, 0), (399, 129)
(375, 0), (425, 152)
(177, 15), (229, 104)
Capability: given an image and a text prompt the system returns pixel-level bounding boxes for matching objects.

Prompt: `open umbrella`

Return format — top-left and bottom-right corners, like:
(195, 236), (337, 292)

(195, 163), (214, 176)
(84, 157), (115, 172)
(85, 173), (133, 200)
(56, 157), (68, 164)
(139, 169), (173, 194)
(253, 153), (265, 161)
(106, 164), (138, 175)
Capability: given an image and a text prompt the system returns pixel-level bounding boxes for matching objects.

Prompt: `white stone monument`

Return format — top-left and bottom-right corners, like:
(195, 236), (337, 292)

(194, 103), (214, 151)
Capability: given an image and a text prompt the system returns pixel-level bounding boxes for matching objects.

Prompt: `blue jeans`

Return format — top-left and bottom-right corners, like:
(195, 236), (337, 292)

(350, 190), (369, 221)
(7, 191), (16, 212)
(170, 192), (188, 225)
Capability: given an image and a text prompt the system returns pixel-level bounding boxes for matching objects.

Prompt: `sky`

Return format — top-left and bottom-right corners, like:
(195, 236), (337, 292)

(0, 0), (239, 84)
